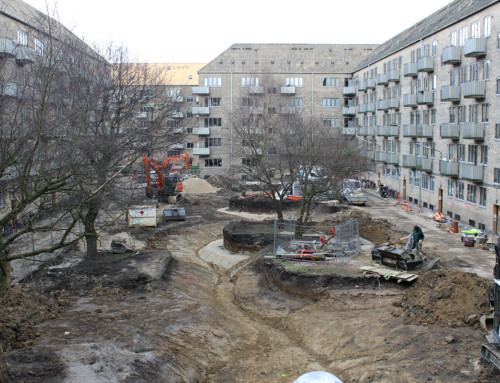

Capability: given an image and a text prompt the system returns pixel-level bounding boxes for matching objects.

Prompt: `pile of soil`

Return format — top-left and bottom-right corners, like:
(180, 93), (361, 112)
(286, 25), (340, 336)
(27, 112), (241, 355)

(182, 178), (219, 194)
(229, 195), (299, 213)
(392, 269), (491, 327)
(205, 174), (233, 190)
(223, 220), (275, 253)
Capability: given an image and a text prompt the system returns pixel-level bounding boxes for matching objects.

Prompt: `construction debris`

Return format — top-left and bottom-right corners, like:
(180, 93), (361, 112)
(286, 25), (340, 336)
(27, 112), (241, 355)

(360, 266), (419, 283)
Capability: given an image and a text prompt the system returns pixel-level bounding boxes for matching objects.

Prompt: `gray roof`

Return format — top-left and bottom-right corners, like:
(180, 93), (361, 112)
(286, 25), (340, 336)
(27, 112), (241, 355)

(200, 43), (378, 74)
(355, 0), (499, 71)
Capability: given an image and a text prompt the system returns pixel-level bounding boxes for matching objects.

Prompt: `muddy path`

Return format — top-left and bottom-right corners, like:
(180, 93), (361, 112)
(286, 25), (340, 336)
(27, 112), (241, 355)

(3, 193), (500, 382)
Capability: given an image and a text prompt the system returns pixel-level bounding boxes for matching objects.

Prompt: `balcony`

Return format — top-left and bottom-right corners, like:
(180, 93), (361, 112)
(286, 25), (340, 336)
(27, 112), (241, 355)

(15, 46), (36, 64)
(464, 37), (487, 57)
(365, 102), (375, 113)
(387, 98), (400, 109)
(403, 94), (417, 107)
(365, 78), (376, 89)
(365, 150), (375, 160)
(403, 125), (417, 137)
(172, 96), (184, 103)
(417, 91), (434, 105)
(280, 106), (298, 114)
(249, 106), (264, 114)
(387, 70), (400, 82)
(1, 82), (18, 97)
(462, 81), (486, 99)
(193, 147), (210, 156)
(358, 81), (367, 92)
(192, 86), (210, 95)
(439, 160), (459, 177)
(136, 111), (149, 119)
(440, 123), (460, 139)
(376, 151), (386, 162)
(342, 85), (357, 96)
(416, 157), (433, 172)
(342, 106), (356, 116)
(377, 73), (388, 85)
(416, 124), (434, 138)
(280, 86), (296, 95)
(462, 122), (485, 140)
(386, 153), (400, 165)
(249, 86), (264, 94)
(173, 128), (184, 134)
(441, 46), (461, 65)
(172, 143), (184, 149)
(172, 112), (184, 118)
(357, 126), (375, 136)
(417, 56), (434, 72)
(461, 164), (484, 182)
(342, 128), (356, 135)
(193, 127), (210, 135)
(376, 100), (388, 111)
(357, 104), (367, 113)
(404, 62), (418, 77)
(377, 126), (399, 137)
(192, 107), (210, 115)
(0, 38), (15, 57)
(402, 155), (417, 168)
(441, 85), (461, 102)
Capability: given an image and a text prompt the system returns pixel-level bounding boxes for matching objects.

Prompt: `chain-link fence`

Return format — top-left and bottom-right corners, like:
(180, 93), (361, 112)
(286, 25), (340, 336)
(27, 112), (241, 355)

(273, 217), (359, 263)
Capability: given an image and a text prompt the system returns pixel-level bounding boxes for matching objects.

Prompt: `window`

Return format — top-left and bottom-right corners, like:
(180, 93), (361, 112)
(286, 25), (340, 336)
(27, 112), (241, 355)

(204, 97), (221, 107)
(480, 145), (488, 165)
(457, 182), (465, 200)
(322, 77), (340, 87)
(458, 106), (466, 123)
(186, 127), (193, 133)
(205, 158), (222, 167)
(168, 150), (181, 157)
(204, 117), (222, 127)
(458, 144), (466, 162)
(242, 158), (256, 166)
(432, 40), (438, 57)
(468, 144), (477, 164)
(267, 87), (277, 94)
(285, 78), (303, 87)
(34, 38), (43, 55)
(204, 138), (221, 147)
(469, 219), (476, 227)
(322, 98), (340, 107)
(482, 103), (489, 122)
(459, 27), (468, 46)
(186, 142), (194, 149)
(471, 21), (481, 38)
(494, 168), (500, 184)
(450, 69), (456, 86)
(415, 171), (420, 188)
(166, 120), (180, 128)
(467, 184), (477, 203)
(166, 89), (181, 97)
(409, 171), (414, 185)
(422, 173), (429, 190)
(140, 105), (154, 112)
(455, 214), (461, 221)
(483, 60), (490, 80)
(241, 97), (259, 107)
(204, 77), (221, 87)
(448, 143), (455, 160)
(451, 31), (457, 47)
(241, 77), (258, 87)
(430, 176), (435, 192)
(289, 98), (303, 107)
(459, 66), (467, 84)
(470, 62), (479, 81)
(186, 96), (194, 103)
(484, 16), (492, 37)
(18, 30), (28, 46)
(469, 104), (478, 122)
(497, 79), (500, 94)
(449, 107), (456, 123)
(268, 107), (276, 114)
(323, 118), (340, 128)
(479, 187), (487, 207)
(496, 123), (500, 139)
(448, 179), (454, 197)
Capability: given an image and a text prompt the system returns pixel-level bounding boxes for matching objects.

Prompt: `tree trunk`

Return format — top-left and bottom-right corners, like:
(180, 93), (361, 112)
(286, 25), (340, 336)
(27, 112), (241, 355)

(0, 260), (13, 299)
(0, 346), (12, 383)
(83, 199), (101, 257)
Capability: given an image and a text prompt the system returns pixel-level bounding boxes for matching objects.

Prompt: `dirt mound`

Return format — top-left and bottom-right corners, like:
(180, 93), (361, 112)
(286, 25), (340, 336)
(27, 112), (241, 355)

(205, 174), (233, 190)
(223, 220), (275, 253)
(392, 269), (490, 327)
(229, 195), (299, 213)
(182, 177), (219, 194)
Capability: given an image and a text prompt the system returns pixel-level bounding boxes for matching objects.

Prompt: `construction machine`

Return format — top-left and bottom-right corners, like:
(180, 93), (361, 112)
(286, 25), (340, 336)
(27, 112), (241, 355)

(481, 240), (500, 371)
(143, 154), (190, 202)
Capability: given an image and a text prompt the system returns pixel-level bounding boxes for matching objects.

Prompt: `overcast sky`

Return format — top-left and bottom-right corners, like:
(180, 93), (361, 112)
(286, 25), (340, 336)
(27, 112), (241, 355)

(24, 0), (453, 63)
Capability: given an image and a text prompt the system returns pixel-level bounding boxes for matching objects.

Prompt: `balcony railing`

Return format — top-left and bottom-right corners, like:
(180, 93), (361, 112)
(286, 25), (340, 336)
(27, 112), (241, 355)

(365, 78), (376, 89)
(440, 123), (460, 139)
(416, 124), (434, 138)
(0, 38), (15, 57)
(193, 147), (210, 155)
(342, 128), (356, 135)
(377, 73), (388, 85)
(365, 102), (375, 113)
(357, 126), (375, 136)
(416, 157), (433, 172)
(172, 112), (184, 119)
(342, 106), (356, 116)
(462, 81), (486, 99)
(387, 98), (400, 109)
(386, 153), (400, 165)
(417, 56), (434, 72)
(404, 62), (418, 77)
(402, 155), (417, 168)
(376, 151), (386, 162)
(193, 127), (210, 135)
(464, 37), (487, 57)
(439, 160), (459, 177)
(403, 94), (417, 107)
(377, 125), (399, 137)
(441, 46), (461, 65)
(462, 122), (485, 140)
(461, 164), (484, 182)
(192, 86), (210, 95)
(403, 125), (417, 137)
(192, 107), (210, 115)
(1, 82), (17, 97)
(441, 85), (461, 102)
(280, 86), (296, 95)
(387, 70), (400, 82)
(342, 85), (356, 96)
(377, 100), (388, 111)
(357, 104), (367, 113)
(417, 91), (434, 105)
(358, 81), (367, 92)
(172, 143), (184, 149)
(15, 46), (36, 64)
(249, 86), (264, 94)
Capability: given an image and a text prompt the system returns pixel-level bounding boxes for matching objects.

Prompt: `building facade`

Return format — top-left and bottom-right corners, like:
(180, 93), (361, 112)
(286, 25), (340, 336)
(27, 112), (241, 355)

(351, 0), (500, 233)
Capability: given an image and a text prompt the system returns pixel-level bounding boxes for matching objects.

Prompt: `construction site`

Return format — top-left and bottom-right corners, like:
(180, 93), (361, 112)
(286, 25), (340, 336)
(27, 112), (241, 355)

(1, 174), (500, 383)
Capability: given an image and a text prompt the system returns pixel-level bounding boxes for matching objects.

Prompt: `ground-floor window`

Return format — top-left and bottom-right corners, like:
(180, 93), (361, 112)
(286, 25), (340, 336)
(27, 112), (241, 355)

(448, 180), (454, 197)
(479, 187), (487, 207)
(456, 182), (465, 200)
(205, 158), (222, 167)
(466, 184), (477, 203)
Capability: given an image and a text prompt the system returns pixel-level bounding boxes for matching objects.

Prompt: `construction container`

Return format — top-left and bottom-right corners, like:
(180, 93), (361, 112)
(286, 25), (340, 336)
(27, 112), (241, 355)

(163, 207), (186, 221)
(127, 206), (157, 227)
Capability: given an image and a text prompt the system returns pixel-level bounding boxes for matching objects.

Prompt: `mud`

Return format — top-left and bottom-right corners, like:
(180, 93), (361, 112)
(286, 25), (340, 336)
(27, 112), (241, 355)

(229, 195), (300, 213)
(222, 220), (274, 253)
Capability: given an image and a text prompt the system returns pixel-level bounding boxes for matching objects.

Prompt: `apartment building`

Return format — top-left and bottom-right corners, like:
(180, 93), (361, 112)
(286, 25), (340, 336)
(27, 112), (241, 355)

(186, 43), (377, 177)
(351, 0), (500, 233)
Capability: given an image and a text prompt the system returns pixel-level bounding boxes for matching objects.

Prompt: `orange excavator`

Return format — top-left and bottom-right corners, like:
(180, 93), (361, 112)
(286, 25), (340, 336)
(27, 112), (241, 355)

(143, 154), (190, 202)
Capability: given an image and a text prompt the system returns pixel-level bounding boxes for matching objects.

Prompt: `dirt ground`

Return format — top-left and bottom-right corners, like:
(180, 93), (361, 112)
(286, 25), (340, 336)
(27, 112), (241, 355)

(1, 187), (500, 382)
